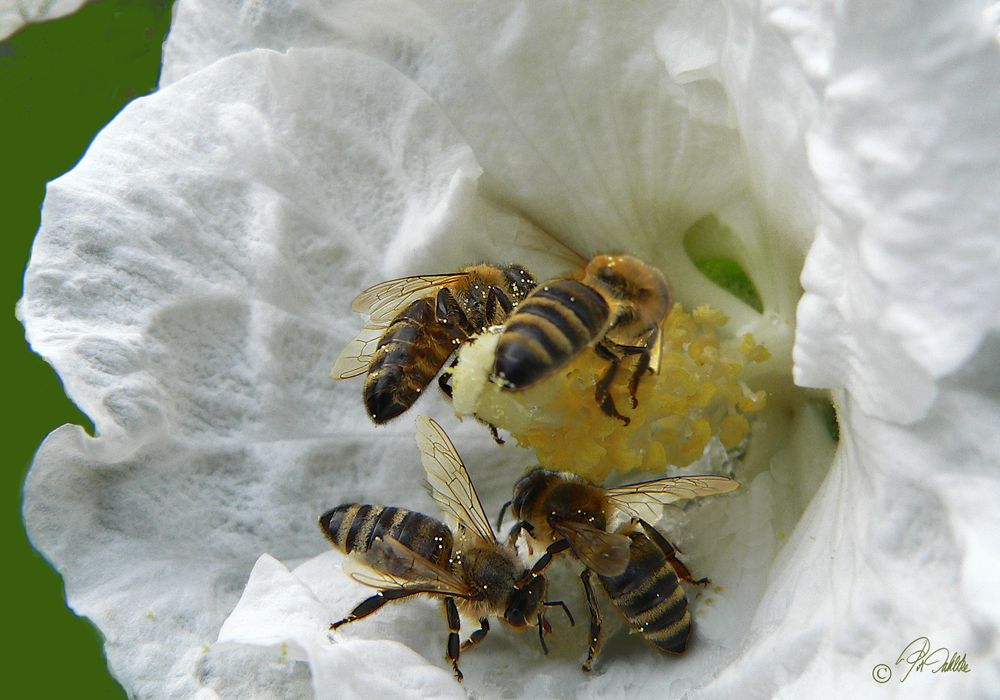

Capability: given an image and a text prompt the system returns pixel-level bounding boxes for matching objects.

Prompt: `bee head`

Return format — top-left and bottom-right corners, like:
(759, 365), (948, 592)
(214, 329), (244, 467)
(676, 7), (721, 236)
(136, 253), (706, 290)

(584, 254), (671, 323)
(504, 573), (546, 629)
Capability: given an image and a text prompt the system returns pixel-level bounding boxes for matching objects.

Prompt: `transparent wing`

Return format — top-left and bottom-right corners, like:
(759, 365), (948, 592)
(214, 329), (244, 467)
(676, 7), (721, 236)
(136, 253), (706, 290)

(330, 322), (388, 379)
(351, 273), (468, 322)
(606, 475), (740, 522)
(415, 416), (496, 544)
(343, 536), (472, 598)
(552, 520), (631, 577)
(508, 224), (588, 271)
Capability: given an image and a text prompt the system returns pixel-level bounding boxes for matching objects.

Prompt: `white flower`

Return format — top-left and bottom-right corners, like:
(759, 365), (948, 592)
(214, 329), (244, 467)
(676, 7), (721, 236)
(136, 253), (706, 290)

(20, 1), (1000, 698)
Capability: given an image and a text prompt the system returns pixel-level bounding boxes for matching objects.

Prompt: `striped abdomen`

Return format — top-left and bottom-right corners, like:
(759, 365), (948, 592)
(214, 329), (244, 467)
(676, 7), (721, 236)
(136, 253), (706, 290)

(493, 279), (610, 389)
(364, 298), (457, 423)
(319, 503), (454, 573)
(598, 529), (691, 655)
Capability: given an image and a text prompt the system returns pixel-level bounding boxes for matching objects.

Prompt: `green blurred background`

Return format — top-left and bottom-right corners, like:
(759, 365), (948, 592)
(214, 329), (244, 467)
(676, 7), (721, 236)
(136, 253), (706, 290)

(2, 2), (174, 696)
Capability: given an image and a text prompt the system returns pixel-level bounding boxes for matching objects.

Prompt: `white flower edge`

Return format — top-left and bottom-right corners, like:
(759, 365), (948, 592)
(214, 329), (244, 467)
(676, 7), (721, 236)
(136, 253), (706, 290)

(0, 0), (90, 40)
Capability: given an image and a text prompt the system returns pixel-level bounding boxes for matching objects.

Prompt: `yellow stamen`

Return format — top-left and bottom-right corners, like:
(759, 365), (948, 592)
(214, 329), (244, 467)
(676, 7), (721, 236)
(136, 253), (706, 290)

(452, 303), (769, 481)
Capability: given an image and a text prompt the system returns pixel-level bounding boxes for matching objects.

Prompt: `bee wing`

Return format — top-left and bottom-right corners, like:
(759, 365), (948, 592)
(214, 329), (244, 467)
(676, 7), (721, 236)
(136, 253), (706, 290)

(605, 475), (740, 522)
(351, 273), (469, 322)
(552, 520), (631, 577)
(343, 536), (473, 598)
(330, 322), (389, 379)
(415, 416), (497, 545)
(509, 227), (587, 270)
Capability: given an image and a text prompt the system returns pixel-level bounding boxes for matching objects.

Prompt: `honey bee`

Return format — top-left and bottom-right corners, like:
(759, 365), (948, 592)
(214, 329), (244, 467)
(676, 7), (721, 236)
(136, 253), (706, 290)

(499, 467), (738, 670)
(490, 254), (671, 425)
(320, 418), (572, 681)
(332, 265), (536, 423)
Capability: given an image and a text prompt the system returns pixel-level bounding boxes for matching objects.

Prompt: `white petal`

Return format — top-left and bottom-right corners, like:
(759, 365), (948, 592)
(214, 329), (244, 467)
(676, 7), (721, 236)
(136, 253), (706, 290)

(21, 45), (487, 451)
(161, 0), (341, 86)
(709, 352), (1000, 696)
(20, 45), (513, 697)
(791, 0), (1000, 422)
(217, 554), (462, 699)
(0, 0), (88, 39)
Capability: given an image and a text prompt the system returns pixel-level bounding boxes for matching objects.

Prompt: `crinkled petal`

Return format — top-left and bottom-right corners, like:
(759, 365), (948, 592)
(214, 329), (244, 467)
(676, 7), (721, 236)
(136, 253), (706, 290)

(707, 340), (1000, 696)
(216, 554), (462, 699)
(0, 0), (88, 39)
(161, 0), (341, 86)
(164, 0), (797, 329)
(790, 0), (1000, 422)
(20, 43), (504, 453)
(21, 45), (542, 697)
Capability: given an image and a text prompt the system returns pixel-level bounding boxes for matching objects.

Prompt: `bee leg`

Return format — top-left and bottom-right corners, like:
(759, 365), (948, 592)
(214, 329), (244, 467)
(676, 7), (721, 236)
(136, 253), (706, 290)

(506, 519), (533, 548)
(330, 588), (416, 630)
(485, 421), (505, 445)
(485, 285), (513, 326)
(635, 518), (709, 586)
(472, 416), (505, 445)
(516, 538), (567, 592)
(460, 618), (490, 652)
(527, 538), (571, 577)
(444, 596), (464, 681)
(435, 288), (476, 337)
(437, 361), (456, 398)
(626, 347), (651, 409)
(580, 568), (604, 672)
(604, 339), (654, 410)
(593, 343), (630, 425)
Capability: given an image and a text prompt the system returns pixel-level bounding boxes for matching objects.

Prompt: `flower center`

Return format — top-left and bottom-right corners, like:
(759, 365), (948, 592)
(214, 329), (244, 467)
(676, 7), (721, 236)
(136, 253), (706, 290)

(452, 302), (771, 481)
(450, 207), (837, 493)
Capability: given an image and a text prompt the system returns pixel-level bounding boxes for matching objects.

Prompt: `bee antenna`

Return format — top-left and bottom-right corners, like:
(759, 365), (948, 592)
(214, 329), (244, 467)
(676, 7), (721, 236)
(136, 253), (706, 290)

(537, 613), (549, 655)
(496, 500), (512, 531)
(543, 600), (575, 627)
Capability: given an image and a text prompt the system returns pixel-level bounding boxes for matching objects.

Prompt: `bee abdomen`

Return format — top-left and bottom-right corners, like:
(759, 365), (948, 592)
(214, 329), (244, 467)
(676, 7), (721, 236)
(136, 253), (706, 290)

(493, 279), (610, 388)
(364, 298), (456, 423)
(598, 532), (692, 655)
(319, 504), (454, 567)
